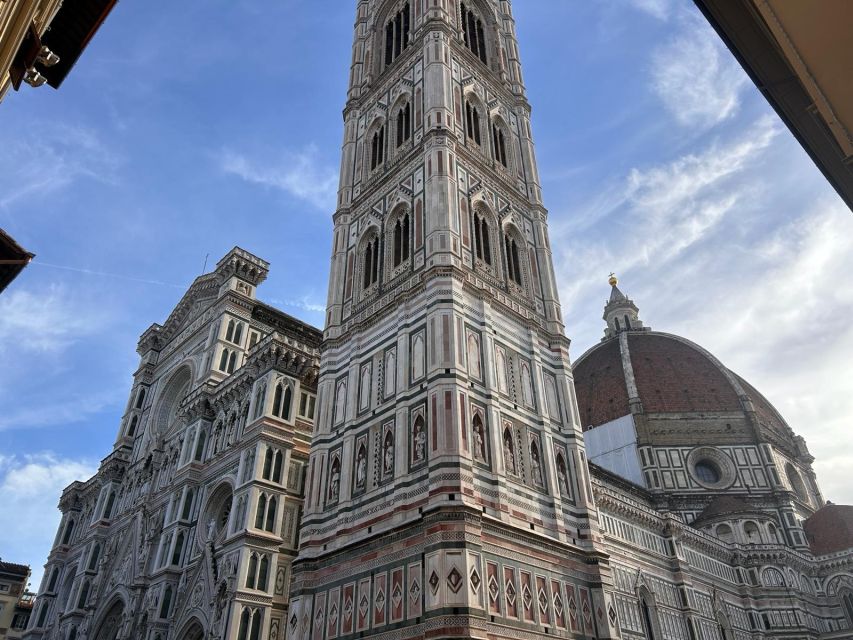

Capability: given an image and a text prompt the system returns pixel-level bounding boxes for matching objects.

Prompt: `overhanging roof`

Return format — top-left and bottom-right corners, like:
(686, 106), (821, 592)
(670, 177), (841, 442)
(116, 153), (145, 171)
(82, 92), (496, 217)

(0, 229), (34, 294)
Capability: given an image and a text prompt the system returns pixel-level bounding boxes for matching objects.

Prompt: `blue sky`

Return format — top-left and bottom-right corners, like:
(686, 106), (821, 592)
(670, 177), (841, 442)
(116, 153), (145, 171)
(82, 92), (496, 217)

(2, 0), (852, 589)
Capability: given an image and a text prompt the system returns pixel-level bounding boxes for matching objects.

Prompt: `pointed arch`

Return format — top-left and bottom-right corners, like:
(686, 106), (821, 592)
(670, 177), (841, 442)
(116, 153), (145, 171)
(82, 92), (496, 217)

(556, 452), (572, 498)
(227, 351), (237, 374)
(471, 201), (497, 267)
(194, 430), (207, 461)
(530, 439), (544, 486)
(226, 319), (236, 342)
(154, 365), (193, 436)
(237, 608), (251, 640)
(249, 609), (262, 640)
(263, 447), (274, 480)
(47, 567), (60, 592)
(77, 580), (90, 609)
(502, 427), (516, 475)
(255, 494), (267, 529)
(171, 531), (185, 566)
(246, 553), (258, 589)
(272, 450), (283, 483)
(103, 490), (116, 519)
(127, 415), (138, 437)
(87, 543), (101, 571)
(388, 204), (412, 270)
(258, 555), (269, 591)
(265, 496), (277, 532)
(135, 387), (146, 409)
(160, 585), (173, 618)
(253, 381), (267, 419)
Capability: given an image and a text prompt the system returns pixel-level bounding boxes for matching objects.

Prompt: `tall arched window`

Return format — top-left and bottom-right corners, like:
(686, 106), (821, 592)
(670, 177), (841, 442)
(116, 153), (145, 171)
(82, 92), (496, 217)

(460, 3), (488, 64)
(233, 322), (244, 345)
(171, 532), (185, 566)
(263, 448), (274, 480)
(393, 212), (411, 267)
(61, 518), (75, 545)
(182, 489), (194, 520)
(272, 451), (283, 484)
(253, 383), (266, 419)
(160, 586), (172, 618)
(363, 237), (380, 289)
(503, 232), (522, 285)
(842, 591), (853, 626)
(246, 553), (258, 589)
(103, 491), (116, 519)
(265, 496), (277, 532)
(370, 125), (386, 171)
(227, 351), (237, 374)
(384, 3), (411, 67)
(87, 544), (100, 571)
(492, 123), (507, 167)
(473, 212), (492, 265)
(237, 608), (251, 640)
(640, 595), (657, 640)
(465, 101), (482, 145)
(226, 319), (236, 342)
(257, 555), (269, 591)
(135, 388), (146, 409)
(396, 102), (412, 147)
(255, 495), (267, 529)
(127, 415), (138, 437)
(250, 610), (262, 640)
(47, 568), (60, 592)
(194, 431), (207, 462)
(77, 580), (90, 609)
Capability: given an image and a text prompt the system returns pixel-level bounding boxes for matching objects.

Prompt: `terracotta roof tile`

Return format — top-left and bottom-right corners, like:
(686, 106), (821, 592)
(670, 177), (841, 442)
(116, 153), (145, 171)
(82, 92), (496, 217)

(573, 339), (629, 429)
(804, 504), (853, 555)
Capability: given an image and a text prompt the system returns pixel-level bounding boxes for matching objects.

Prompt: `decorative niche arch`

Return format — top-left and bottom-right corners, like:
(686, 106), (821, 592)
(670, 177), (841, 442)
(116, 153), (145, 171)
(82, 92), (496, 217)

(490, 113), (513, 171)
(636, 586), (662, 640)
(389, 91), (414, 155)
(385, 203), (412, 280)
(202, 481), (234, 544)
(364, 116), (388, 178)
(356, 225), (382, 298)
(501, 220), (529, 297)
(457, 1), (499, 68)
(154, 365), (193, 438)
(376, 0), (412, 74)
(462, 90), (487, 149)
(92, 597), (127, 640)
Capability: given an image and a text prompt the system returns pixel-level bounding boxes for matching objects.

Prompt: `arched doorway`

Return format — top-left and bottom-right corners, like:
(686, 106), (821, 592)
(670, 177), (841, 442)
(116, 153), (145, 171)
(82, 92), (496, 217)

(93, 600), (125, 640)
(179, 619), (205, 640)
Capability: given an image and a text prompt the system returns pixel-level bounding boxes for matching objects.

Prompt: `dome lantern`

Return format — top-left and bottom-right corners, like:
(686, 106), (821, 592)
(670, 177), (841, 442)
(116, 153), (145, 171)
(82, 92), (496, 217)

(603, 274), (646, 339)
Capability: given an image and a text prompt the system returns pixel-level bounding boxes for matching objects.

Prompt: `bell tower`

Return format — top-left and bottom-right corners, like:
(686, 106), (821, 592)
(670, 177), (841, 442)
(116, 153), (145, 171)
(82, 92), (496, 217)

(289, 2), (622, 638)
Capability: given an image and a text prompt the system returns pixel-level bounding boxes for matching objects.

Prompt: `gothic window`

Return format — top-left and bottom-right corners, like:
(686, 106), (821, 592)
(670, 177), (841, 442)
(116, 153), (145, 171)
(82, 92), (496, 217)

(228, 351), (237, 374)
(465, 100), (482, 145)
(103, 491), (116, 519)
(396, 102), (412, 147)
(473, 211), (492, 265)
(255, 495), (267, 529)
(135, 387), (146, 409)
(362, 236), (381, 289)
(47, 568), (59, 592)
(265, 496), (277, 532)
(159, 586), (172, 618)
(460, 3), (488, 64)
(370, 125), (386, 171)
(220, 348), (237, 373)
(250, 610), (262, 640)
(492, 122), (508, 167)
(194, 430), (207, 461)
(68, 627), (77, 640)
(503, 232), (523, 286)
(76, 580), (90, 609)
(171, 532), (185, 566)
(384, 3), (411, 67)
(257, 555), (269, 591)
(237, 609), (251, 640)
(226, 319), (236, 342)
(715, 524), (734, 543)
(841, 591), (853, 626)
(762, 567), (785, 587)
(246, 553), (258, 589)
(61, 518), (75, 545)
(87, 544), (100, 571)
(182, 488), (195, 520)
(127, 415), (138, 437)
(273, 451), (283, 483)
(233, 322), (244, 345)
(393, 211), (411, 267)
(272, 381), (293, 420)
(263, 447), (274, 480)
(36, 601), (49, 626)
(624, 314), (632, 329)
(252, 383), (266, 419)
(640, 595), (658, 640)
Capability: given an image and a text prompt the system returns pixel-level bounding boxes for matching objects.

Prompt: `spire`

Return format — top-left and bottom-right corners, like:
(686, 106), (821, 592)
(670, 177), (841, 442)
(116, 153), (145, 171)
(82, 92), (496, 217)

(602, 274), (647, 339)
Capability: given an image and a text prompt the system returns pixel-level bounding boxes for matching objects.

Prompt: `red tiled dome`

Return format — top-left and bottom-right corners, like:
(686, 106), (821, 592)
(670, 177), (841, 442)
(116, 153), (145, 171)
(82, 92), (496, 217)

(804, 504), (853, 555)
(573, 332), (771, 430)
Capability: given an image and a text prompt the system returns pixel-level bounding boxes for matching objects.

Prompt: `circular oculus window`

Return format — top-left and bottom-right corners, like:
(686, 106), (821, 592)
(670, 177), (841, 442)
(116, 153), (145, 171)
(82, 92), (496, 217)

(687, 447), (735, 489)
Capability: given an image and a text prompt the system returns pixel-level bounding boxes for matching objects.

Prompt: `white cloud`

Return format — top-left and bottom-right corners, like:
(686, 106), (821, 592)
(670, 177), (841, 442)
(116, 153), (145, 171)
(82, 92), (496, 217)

(220, 144), (337, 211)
(0, 453), (96, 590)
(0, 124), (121, 210)
(626, 0), (672, 20)
(0, 389), (121, 432)
(650, 14), (748, 129)
(268, 295), (326, 315)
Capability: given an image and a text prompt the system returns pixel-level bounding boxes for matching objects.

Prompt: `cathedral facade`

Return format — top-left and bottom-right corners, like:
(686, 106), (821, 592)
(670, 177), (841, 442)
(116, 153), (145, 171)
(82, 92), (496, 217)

(24, 2), (853, 640)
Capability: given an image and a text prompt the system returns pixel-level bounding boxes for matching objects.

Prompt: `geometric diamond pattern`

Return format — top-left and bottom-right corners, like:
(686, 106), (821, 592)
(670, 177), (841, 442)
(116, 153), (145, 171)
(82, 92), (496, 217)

(447, 567), (463, 594)
(429, 571), (440, 595)
(470, 567), (482, 593)
(505, 580), (517, 606)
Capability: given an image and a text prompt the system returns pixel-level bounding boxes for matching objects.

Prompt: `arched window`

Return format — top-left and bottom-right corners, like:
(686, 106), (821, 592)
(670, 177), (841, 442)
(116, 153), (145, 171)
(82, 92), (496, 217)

(614, 316), (621, 331)
(767, 523), (781, 543)
(77, 580), (90, 609)
(194, 431), (207, 461)
(68, 627), (77, 640)
(182, 489), (194, 520)
(47, 568), (60, 592)
(250, 610), (262, 640)
(258, 555), (269, 591)
(265, 496), (277, 532)
(127, 415), (138, 437)
(281, 385), (292, 420)
(263, 447), (274, 480)
(396, 102), (412, 147)
(226, 319), (236, 342)
(370, 125), (386, 171)
(743, 521), (761, 544)
(255, 495), (267, 529)
(135, 388), (146, 409)
(272, 451), (283, 484)
(715, 524), (734, 544)
(246, 553), (258, 589)
(219, 349), (230, 372)
(393, 212), (411, 267)
(384, 3), (411, 67)
(87, 544), (100, 571)
(237, 608), (251, 640)
(233, 322), (244, 345)
(473, 211), (492, 265)
(61, 518), (75, 545)
(492, 123), (507, 167)
(363, 236), (380, 289)
(624, 314), (632, 329)
(640, 595), (658, 640)
(160, 586), (172, 618)
(171, 532), (185, 566)
(762, 567), (785, 587)
(465, 101), (482, 145)
(503, 232), (522, 285)
(103, 491), (116, 519)
(253, 383), (266, 419)
(227, 351), (237, 374)
(842, 591), (853, 626)
(460, 3), (488, 64)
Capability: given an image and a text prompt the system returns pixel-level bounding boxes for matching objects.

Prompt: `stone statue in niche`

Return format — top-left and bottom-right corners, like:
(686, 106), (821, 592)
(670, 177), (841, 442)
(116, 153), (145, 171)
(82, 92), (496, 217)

(356, 448), (367, 488)
(329, 462), (340, 501)
(557, 458), (570, 494)
(413, 419), (426, 462)
(503, 431), (516, 474)
(531, 445), (544, 486)
(473, 418), (486, 462)
(383, 433), (394, 476)
(467, 333), (481, 379)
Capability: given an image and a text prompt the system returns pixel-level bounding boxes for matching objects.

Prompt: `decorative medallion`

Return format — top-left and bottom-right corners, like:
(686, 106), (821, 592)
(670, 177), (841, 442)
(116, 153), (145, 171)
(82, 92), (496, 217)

(376, 589), (385, 612)
(538, 588), (549, 615)
(358, 593), (369, 619)
(429, 571), (440, 595)
(470, 568), (482, 593)
(554, 592), (564, 618)
(343, 596), (353, 621)
(522, 583), (533, 610)
(409, 579), (421, 603)
(608, 604), (618, 626)
(505, 580), (516, 606)
(392, 584), (403, 609)
(447, 567), (464, 594)
(489, 575), (500, 603)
